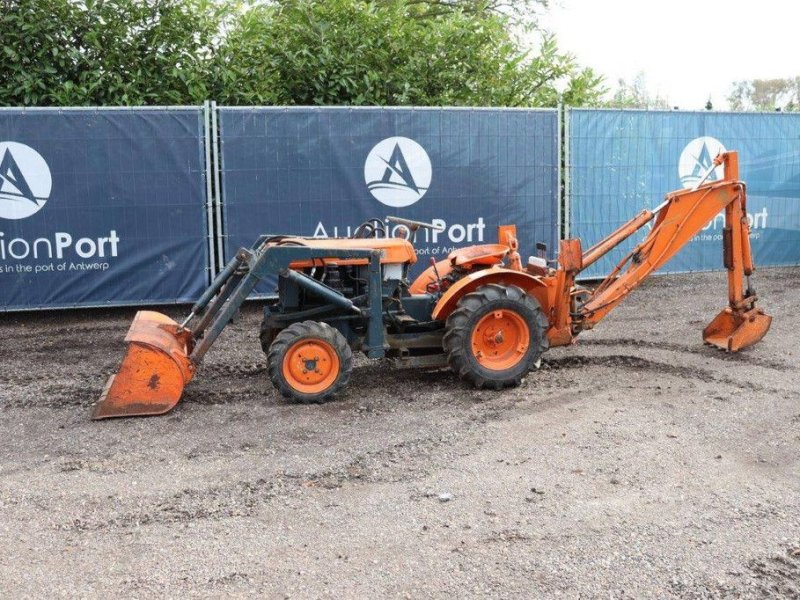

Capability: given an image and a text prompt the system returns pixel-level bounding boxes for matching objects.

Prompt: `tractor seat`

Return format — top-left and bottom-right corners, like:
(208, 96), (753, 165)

(282, 236), (417, 265)
(448, 244), (509, 268)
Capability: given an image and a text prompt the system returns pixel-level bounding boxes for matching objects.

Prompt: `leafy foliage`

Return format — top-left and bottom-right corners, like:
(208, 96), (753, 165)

(213, 0), (602, 107)
(605, 73), (669, 110)
(0, 0), (225, 105)
(380, 0), (548, 27)
(1, 0), (603, 108)
(728, 78), (800, 112)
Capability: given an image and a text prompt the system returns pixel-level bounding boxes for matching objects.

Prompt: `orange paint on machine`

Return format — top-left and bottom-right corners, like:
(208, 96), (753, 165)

(93, 152), (771, 420)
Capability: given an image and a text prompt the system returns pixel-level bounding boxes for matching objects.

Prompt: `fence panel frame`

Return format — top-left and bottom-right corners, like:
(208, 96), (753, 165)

(0, 105), (213, 311)
(216, 104), (561, 295)
(564, 107), (800, 279)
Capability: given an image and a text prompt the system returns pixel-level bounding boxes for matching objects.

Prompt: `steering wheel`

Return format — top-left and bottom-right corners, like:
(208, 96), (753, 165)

(351, 218), (387, 239)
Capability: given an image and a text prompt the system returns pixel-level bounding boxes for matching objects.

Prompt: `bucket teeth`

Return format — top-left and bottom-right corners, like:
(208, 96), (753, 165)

(702, 307), (772, 353)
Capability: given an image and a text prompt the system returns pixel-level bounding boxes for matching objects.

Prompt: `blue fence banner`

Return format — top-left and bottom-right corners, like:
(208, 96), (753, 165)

(218, 107), (559, 292)
(0, 108), (210, 310)
(568, 108), (800, 278)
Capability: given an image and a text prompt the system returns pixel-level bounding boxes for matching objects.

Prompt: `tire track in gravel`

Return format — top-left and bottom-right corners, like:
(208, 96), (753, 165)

(4, 323), (125, 342)
(3, 381), (108, 408)
(54, 430), (476, 532)
(199, 363), (267, 378)
(540, 354), (773, 393)
(692, 548), (800, 599)
(745, 549), (800, 598)
(580, 337), (793, 372)
(59, 477), (288, 531)
(47, 377), (594, 533)
(5, 349), (779, 411)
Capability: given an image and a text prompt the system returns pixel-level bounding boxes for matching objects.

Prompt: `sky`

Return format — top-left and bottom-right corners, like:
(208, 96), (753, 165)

(539, 0), (800, 109)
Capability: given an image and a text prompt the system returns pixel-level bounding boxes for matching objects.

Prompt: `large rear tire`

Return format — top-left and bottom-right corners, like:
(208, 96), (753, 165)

(443, 284), (549, 390)
(267, 321), (353, 403)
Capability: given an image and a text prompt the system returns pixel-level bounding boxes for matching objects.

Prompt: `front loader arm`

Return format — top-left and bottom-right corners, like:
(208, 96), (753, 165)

(92, 241), (385, 419)
(575, 151), (771, 351)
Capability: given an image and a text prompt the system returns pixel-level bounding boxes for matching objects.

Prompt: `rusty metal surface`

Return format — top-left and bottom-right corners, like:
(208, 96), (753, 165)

(703, 307), (773, 353)
(92, 311), (195, 419)
(558, 239), (583, 272)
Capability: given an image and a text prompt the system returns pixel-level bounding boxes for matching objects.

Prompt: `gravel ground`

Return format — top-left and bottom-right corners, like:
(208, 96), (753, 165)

(0, 268), (798, 598)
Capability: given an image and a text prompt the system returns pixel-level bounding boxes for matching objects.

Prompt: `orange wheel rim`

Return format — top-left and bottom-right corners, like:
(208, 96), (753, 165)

(470, 310), (530, 371)
(282, 339), (340, 394)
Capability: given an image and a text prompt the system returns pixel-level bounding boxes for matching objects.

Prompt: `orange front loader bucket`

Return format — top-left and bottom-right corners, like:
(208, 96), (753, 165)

(703, 307), (772, 352)
(92, 311), (195, 419)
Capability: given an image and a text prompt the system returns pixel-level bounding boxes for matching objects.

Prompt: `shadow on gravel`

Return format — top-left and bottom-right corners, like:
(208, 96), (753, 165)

(541, 353), (773, 393)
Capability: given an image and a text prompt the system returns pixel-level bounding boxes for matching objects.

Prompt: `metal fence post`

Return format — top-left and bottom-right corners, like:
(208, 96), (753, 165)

(563, 105), (571, 240)
(203, 100), (217, 282)
(211, 100), (224, 273)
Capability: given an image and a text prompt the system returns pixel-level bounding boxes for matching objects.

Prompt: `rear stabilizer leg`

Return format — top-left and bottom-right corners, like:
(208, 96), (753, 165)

(703, 191), (772, 352)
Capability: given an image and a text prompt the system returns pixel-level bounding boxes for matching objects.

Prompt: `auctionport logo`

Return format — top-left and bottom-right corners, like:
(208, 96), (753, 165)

(364, 136), (432, 208)
(679, 136), (726, 189)
(0, 142), (52, 220)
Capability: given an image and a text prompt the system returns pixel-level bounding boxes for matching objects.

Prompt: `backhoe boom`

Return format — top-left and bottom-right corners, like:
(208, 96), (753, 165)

(572, 151), (771, 351)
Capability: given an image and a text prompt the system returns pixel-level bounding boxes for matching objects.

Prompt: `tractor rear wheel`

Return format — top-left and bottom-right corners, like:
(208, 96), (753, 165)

(443, 284), (549, 390)
(267, 321), (353, 403)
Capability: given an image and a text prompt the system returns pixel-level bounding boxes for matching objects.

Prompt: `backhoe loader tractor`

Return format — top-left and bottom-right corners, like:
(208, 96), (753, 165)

(93, 151), (771, 419)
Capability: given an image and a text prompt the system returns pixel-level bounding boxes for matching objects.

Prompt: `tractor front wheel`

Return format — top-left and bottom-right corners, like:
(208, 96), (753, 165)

(443, 284), (549, 389)
(267, 321), (353, 403)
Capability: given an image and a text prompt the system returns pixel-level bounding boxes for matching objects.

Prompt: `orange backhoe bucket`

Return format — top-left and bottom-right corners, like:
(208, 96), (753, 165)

(702, 307), (772, 352)
(92, 311), (195, 419)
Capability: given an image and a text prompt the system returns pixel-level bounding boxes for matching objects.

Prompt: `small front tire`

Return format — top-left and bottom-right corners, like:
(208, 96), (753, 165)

(267, 321), (353, 403)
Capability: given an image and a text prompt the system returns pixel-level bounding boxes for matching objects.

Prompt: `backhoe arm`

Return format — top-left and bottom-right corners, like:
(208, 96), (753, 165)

(575, 151), (771, 352)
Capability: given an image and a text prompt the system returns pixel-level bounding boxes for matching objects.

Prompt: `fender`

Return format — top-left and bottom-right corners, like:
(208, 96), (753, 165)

(408, 257), (454, 295)
(431, 266), (551, 321)
(408, 244), (510, 294)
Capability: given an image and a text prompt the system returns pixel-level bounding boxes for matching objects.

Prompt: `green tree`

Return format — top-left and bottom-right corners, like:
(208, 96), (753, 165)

(0, 0), (225, 106)
(606, 73), (669, 109)
(728, 78), (800, 112)
(1, 0), (603, 108)
(213, 0), (602, 107)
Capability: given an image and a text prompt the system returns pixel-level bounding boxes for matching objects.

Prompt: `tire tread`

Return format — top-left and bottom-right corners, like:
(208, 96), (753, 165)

(266, 320), (353, 403)
(443, 284), (549, 389)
